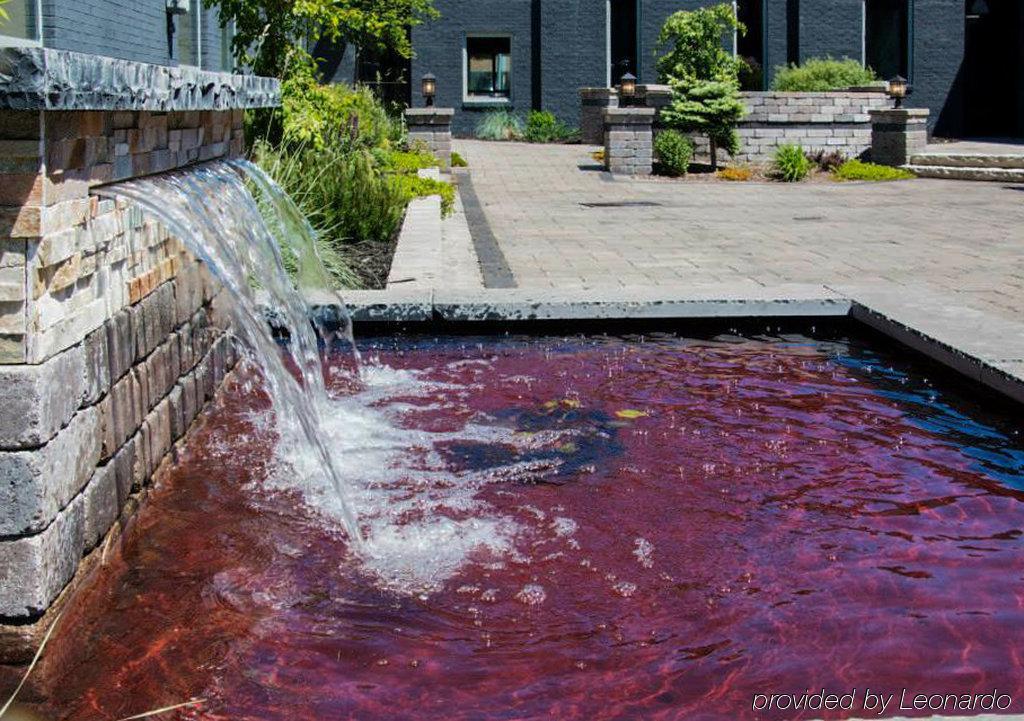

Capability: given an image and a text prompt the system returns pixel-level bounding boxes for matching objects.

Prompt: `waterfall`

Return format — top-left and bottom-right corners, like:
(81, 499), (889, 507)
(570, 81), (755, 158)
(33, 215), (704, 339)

(96, 161), (363, 546)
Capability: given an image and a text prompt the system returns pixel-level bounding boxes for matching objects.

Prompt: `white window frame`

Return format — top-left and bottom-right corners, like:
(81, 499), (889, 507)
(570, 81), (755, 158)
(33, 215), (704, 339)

(0, 0), (43, 48)
(463, 33), (513, 106)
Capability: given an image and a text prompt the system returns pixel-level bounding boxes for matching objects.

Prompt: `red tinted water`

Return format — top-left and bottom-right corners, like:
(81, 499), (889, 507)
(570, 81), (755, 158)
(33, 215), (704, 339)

(23, 333), (1024, 720)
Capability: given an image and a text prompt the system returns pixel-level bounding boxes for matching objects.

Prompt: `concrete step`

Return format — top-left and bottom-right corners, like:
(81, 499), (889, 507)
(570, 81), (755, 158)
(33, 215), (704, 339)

(907, 164), (1024, 182)
(909, 152), (1024, 169)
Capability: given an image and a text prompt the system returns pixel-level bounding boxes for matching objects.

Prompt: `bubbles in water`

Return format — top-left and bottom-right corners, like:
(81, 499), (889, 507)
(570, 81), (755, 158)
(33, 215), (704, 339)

(612, 581), (638, 598)
(515, 584), (548, 606)
(633, 537), (655, 569)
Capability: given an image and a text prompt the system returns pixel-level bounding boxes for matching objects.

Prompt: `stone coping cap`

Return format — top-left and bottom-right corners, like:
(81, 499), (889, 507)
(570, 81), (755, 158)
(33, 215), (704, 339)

(405, 107), (455, 118)
(580, 87), (618, 96)
(637, 84), (671, 94)
(869, 107), (930, 119)
(603, 107), (656, 121)
(742, 89), (889, 98)
(0, 46), (280, 111)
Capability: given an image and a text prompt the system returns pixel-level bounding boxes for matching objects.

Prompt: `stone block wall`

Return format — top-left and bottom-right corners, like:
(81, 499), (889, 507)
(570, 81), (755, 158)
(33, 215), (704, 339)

(604, 108), (655, 176)
(638, 85), (894, 163)
(0, 107), (243, 660)
(405, 108), (454, 170)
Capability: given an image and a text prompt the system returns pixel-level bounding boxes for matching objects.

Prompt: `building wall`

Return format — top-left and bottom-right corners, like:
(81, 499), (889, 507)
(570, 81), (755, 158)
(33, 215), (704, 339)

(35, 0), (230, 70)
(411, 0), (980, 138)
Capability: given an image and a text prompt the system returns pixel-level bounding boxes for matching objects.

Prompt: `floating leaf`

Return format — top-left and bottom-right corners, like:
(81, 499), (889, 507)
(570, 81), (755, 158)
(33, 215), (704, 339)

(543, 398), (581, 411)
(615, 409), (648, 420)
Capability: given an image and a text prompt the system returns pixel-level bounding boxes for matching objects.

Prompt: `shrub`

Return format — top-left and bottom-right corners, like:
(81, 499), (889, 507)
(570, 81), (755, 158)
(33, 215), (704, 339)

(376, 148), (439, 174)
(654, 130), (695, 176)
(451, 151), (468, 167)
(475, 111), (523, 141)
(773, 144), (810, 182)
(524, 110), (579, 143)
(806, 149), (846, 172)
(833, 159), (915, 181)
(772, 57), (878, 92)
(393, 175), (456, 216)
(657, 3), (746, 170)
(717, 166), (753, 181)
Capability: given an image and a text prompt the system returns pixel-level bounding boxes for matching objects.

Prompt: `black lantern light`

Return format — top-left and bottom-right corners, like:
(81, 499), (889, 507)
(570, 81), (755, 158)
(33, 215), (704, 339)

(620, 72), (637, 107)
(887, 75), (910, 108)
(421, 73), (437, 107)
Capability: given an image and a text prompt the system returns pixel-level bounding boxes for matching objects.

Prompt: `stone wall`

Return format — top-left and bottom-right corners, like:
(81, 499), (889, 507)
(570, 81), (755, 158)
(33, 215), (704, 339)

(640, 86), (893, 163)
(0, 104), (245, 660)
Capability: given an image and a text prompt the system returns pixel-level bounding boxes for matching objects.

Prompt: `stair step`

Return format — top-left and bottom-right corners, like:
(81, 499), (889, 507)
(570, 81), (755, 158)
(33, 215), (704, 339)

(909, 153), (1024, 169)
(907, 164), (1024, 182)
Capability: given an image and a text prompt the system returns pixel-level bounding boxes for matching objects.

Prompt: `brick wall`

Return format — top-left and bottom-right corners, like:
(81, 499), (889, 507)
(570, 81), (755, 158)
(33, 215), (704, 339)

(0, 107), (241, 660)
(39, 0), (229, 70)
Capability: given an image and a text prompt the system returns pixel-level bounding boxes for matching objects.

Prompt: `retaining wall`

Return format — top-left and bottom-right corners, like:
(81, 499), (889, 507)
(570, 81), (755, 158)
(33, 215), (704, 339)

(0, 47), (279, 662)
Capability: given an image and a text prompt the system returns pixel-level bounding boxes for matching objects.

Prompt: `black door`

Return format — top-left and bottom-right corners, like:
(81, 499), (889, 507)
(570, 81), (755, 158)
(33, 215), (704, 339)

(964, 0), (1023, 136)
(610, 0), (638, 86)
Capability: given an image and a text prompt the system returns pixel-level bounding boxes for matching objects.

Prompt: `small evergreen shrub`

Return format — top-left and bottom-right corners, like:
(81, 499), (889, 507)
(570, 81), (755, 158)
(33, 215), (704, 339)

(451, 151), (468, 167)
(833, 159), (915, 181)
(654, 130), (695, 177)
(774, 144), (810, 182)
(524, 110), (579, 143)
(475, 111), (523, 141)
(772, 57), (878, 92)
(393, 175), (456, 216)
(717, 166), (753, 181)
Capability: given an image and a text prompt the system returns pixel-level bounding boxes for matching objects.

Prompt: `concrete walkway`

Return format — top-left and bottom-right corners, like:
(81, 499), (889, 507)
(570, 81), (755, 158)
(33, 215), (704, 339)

(453, 139), (1024, 322)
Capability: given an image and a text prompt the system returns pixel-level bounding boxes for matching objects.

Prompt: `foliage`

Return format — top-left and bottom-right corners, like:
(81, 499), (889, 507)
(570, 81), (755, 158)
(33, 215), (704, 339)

(654, 130), (695, 176)
(375, 147), (439, 174)
(451, 151), (468, 167)
(717, 166), (753, 181)
(0, 0), (8, 25)
(475, 110), (524, 141)
(392, 175), (456, 216)
(772, 57), (878, 92)
(806, 149), (846, 172)
(523, 111), (579, 143)
(657, 3), (747, 170)
(205, 0), (439, 79)
(273, 64), (405, 151)
(833, 159), (915, 181)
(591, 149), (606, 163)
(252, 139), (408, 287)
(773, 144), (811, 182)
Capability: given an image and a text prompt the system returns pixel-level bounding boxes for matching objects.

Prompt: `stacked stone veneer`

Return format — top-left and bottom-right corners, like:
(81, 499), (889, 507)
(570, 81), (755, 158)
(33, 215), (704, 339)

(0, 105), (247, 659)
(635, 85), (894, 163)
(603, 108), (655, 176)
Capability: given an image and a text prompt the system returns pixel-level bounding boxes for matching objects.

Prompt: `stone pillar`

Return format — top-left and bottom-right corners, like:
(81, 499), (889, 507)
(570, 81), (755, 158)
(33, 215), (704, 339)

(0, 46), (279, 663)
(869, 108), (930, 166)
(603, 107), (656, 176)
(579, 88), (618, 144)
(405, 108), (455, 170)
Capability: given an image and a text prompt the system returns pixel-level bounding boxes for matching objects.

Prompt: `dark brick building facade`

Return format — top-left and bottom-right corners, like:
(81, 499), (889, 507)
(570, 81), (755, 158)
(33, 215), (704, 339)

(398, 0), (1023, 138)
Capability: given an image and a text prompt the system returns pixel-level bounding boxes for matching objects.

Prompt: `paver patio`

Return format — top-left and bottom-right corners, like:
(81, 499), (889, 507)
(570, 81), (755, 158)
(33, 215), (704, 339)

(454, 139), (1024, 322)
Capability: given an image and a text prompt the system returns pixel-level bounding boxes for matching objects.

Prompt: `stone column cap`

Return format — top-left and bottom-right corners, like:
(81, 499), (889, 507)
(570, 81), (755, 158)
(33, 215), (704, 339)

(603, 107), (656, 122)
(869, 107), (930, 121)
(404, 107), (455, 123)
(637, 84), (672, 95)
(580, 87), (618, 97)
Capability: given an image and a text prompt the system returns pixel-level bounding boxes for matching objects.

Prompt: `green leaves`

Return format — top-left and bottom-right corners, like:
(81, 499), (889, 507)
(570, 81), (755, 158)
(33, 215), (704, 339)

(206, 0), (439, 78)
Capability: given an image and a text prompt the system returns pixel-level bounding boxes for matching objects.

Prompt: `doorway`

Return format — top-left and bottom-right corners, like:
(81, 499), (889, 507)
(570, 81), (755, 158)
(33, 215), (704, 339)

(964, 0), (1024, 136)
(610, 0), (638, 86)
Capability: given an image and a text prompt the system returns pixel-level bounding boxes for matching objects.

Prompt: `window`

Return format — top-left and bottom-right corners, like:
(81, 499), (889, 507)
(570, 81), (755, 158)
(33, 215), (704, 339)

(0, 0), (40, 44)
(865, 0), (908, 79)
(174, 2), (201, 67)
(466, 36), (511, 99)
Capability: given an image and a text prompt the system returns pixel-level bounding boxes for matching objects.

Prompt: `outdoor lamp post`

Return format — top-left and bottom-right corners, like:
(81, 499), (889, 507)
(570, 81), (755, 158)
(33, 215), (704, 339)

(887, 75), (910, 109)
(422, 73), (437, 107)
(620, 72), (637, 107)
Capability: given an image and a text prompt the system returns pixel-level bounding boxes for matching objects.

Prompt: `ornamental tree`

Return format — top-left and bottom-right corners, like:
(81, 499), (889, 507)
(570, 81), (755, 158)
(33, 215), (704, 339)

(656, 3), (746, 170)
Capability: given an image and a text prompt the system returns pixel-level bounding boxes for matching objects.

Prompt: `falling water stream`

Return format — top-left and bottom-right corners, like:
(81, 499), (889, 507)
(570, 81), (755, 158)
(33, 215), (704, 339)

(96, 161), (364, 544)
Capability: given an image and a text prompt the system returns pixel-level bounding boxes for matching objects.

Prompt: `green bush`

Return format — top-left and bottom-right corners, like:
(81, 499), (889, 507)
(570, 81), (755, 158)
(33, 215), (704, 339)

(451, 151), (468, 167)
(833, 159), (915, 181)
(774, 144), (811, 182)
(393, 175), (456, 217)
(654, 130), (695, 176)
(772, 57), (878, 92)
(475, 110), (523, 141)
(252, 140), (408, 288)
(523, 110), (579, 143)
(376, 148), (439, 174)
